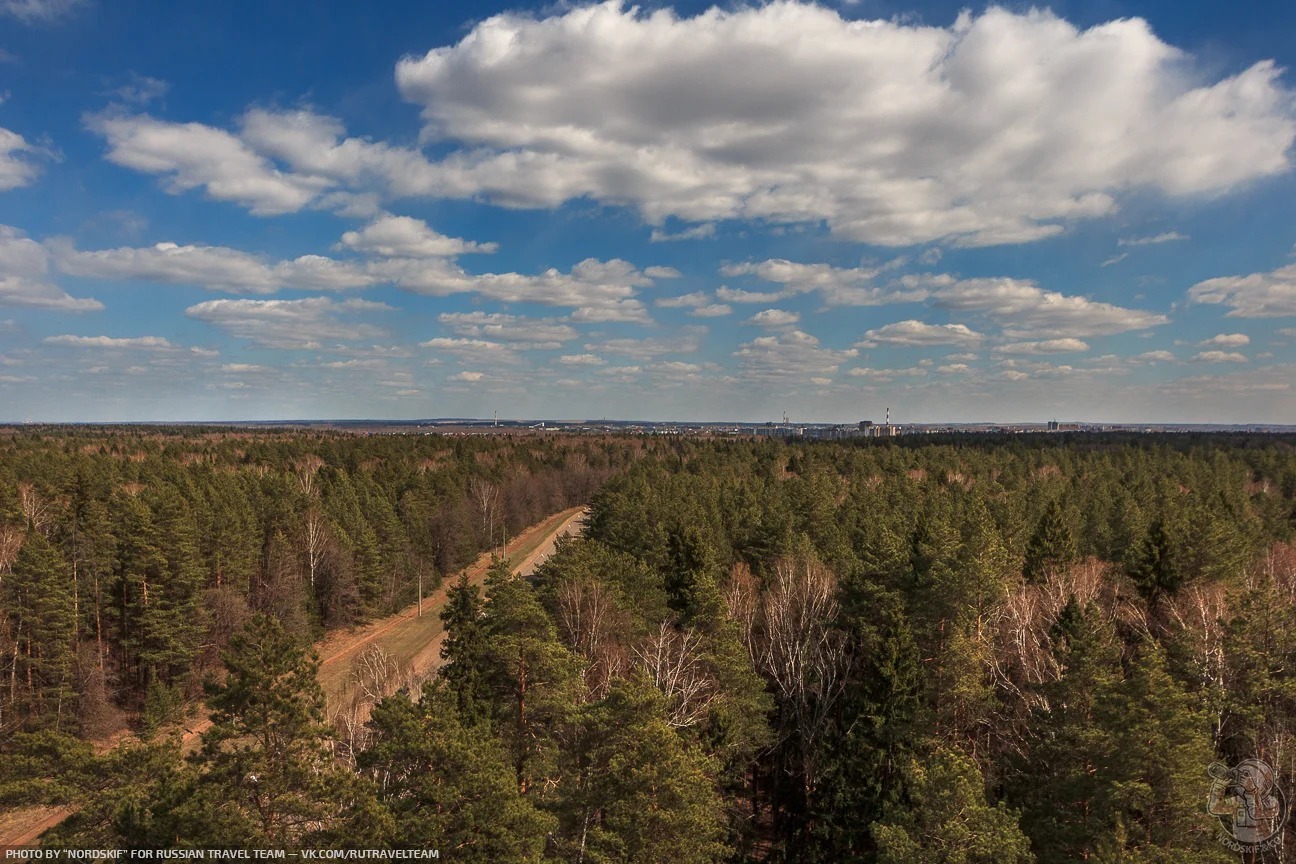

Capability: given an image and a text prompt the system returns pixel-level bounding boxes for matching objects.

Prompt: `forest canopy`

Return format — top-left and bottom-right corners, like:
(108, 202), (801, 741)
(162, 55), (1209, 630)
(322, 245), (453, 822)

(2, 428), (1295, 861)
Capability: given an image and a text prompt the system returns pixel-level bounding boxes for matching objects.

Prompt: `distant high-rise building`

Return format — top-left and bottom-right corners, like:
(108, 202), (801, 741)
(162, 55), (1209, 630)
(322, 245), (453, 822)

(1048, 419), (1060, 431)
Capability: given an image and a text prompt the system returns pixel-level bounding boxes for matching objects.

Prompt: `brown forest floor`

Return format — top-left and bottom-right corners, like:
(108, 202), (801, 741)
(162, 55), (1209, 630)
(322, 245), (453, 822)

(0, 505), (588, 848)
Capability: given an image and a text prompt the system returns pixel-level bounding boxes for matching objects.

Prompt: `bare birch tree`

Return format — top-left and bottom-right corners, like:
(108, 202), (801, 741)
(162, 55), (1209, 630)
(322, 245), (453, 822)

(633, 620), (716, 728)
(469, 478), (502, 548)
(722, 561), (760, 667)
(295, 454), (325, 498)
(556, 578), (625, 698)
(302, 508), (329, 590)
(0, 524), (21, 586)
(756, 554), (847, 793)
(17, 483), (52, 534)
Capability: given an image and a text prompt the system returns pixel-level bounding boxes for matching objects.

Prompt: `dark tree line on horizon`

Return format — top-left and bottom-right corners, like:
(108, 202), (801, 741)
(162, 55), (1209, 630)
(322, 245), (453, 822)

(2, 429), (1296, 861)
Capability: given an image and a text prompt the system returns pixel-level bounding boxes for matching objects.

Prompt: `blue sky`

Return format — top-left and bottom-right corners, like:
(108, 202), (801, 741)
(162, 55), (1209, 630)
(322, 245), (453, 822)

(2, 0), (1295, 423)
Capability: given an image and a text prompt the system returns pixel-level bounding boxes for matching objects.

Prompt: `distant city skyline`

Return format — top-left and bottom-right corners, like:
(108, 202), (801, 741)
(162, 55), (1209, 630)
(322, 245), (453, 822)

(2, 1), (1296, 423)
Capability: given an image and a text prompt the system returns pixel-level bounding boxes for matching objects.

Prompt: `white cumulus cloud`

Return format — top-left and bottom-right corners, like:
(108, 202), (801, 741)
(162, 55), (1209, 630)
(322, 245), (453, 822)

(437, 311), (576, 348)
(1188, 263), (1296, 317)
(734, 329), (856, 383)
(557, 354), (607, 366)
(185, 296), (390, 349)
(584, 328), (705, 358)
(52, 239), (379, 293)
(932, 277), (1167, 337)
(338, 214), (497, 257)
(993, 338), (1091, 355)
(43, 334), (174, 350)
(88, 112), (330, 216)
(858, 320), (984, 347)
(0, 127), (44, 191)
(0, 0), (85, 24)
(721, 259), (926, 306)
(746, 308), (800, 328)
(1118, 231), (1189, 247)
(650, 224), (716, 242)
(0, 227), (103, 311)
(421, 337), (520, 364)
(1192, 350), (1249, 363)
(1199, 333), (1250, 347)
(374, 256), (660, 321)
(395, 3), (1296, 246)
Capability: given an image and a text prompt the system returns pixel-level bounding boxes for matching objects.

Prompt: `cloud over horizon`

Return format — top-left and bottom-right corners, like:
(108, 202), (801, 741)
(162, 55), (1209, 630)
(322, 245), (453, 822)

(0, 1), (1294, 423)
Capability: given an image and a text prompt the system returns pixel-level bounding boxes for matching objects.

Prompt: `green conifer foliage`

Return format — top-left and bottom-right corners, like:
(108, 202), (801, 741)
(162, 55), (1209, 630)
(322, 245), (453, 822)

(553, 679), (730, 864)
(439, 571), (490, 726)
(873, 745), (1034, 864)
(1023, 500), (1078, 584)
(479, 570), (582, 795)
(178, 614), (386, 847)
(1126, 519), (1184, 603)
(7, 531), (78, 729)
(360, 683), (552, 860)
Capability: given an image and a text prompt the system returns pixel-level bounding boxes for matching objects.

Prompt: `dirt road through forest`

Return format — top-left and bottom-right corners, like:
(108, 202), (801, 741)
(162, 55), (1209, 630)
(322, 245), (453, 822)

(0, 505), (588, 848)
(317, 505), (587, 711)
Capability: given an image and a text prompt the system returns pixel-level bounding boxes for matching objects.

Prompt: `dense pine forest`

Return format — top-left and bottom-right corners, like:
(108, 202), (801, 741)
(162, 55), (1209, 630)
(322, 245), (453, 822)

(3, 429), (1296, 861)
(0, 427), (621, 736)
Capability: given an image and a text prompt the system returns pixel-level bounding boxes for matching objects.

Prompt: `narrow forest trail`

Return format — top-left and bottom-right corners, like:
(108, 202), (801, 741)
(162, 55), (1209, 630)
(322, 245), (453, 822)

(0, 505), (588, 849)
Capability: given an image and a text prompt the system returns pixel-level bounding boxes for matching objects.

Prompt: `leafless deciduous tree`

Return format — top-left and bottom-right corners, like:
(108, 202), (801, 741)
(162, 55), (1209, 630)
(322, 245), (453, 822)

(17, 483), (52, 534)
(756, 555), (847, 792)
(1164, 581), (1230, 741)
(295, 455), (325, 498)
(331, 646), (415, 761)
(989, 558), (1143, 704)
(1254, 540), (1296, 603)
(468, 478), (502, 547)
(0, 524), (22, 585)
(723, 562), (760, 668)
(352, 645), (410, 705)
(633, 620), (716, 728)
(302, 508), (329, 590)
(556, 578), (625, 698)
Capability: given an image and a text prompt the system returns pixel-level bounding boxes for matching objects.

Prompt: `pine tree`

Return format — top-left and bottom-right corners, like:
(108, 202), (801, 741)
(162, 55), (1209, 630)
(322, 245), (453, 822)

(479, 570), (582, 795)
(665, 525), (721, 623)
(141, 487), (204, 688)
(177, 614), (388, 847)
(1126, 519), (1183, 603)
(1013, 601), (1122, 863)
(553, 678), (730, 864)
(808, 581), (923, 860)
(1023, 500), (1078, 584)
(1098, 643), (1230, 862)
(440, 571), (490, 726)
(8, 531), (78, 730)
(111, 493), (171, 697)
(198, 470), (259, 595)
(360, 682), (552, 860)
(873, 745), (1034, 864)
(30, 736), (191, 850)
